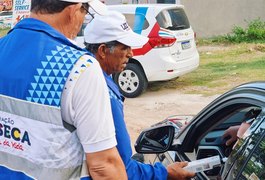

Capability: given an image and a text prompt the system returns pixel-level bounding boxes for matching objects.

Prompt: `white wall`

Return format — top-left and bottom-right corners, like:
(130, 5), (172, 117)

(106, 0), (164, 4)
(181, 0), (265, 37)
(105, 0), (265, 38)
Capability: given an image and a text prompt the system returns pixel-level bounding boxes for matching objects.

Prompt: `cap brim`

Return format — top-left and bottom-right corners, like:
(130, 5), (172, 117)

(118, 31), (149, 47)
(88, 0), (108, 15)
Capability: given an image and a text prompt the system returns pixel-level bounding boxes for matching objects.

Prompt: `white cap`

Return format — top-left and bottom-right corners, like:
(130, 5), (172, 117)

(84, 11), (148, 47)
(59, 0), (107, 15)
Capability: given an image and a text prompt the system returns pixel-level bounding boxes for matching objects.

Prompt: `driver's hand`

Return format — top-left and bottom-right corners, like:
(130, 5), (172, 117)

(222, 125), (240, 146)
(0, 5), (4, 12)
(167, 161), (195, 180)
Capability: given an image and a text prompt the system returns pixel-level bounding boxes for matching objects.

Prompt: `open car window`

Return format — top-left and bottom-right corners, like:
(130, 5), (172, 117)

(192, 105), (261, 178)
(176, 98), (264, 180)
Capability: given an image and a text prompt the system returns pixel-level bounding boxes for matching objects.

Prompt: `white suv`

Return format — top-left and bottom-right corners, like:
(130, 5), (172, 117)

(77, 4), (199, 98)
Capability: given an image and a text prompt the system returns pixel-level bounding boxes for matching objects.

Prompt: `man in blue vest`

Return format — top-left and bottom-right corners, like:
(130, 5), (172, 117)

(0, 0), (127, 179)
(84, 10), (195, 180)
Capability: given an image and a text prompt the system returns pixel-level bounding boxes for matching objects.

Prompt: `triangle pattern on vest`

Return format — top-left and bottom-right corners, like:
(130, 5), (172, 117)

(26, 44), (85, 106)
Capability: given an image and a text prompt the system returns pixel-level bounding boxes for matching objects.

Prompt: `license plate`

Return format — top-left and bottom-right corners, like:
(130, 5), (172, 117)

(181, 41), (191, 50)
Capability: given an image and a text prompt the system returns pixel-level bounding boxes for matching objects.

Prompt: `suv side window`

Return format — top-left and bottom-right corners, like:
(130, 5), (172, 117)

(123, 13), (149, 33)
(156, 8), (190, 30)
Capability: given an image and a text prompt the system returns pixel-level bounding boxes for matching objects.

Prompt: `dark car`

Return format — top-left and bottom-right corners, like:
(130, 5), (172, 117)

(134, 81), (265, 180)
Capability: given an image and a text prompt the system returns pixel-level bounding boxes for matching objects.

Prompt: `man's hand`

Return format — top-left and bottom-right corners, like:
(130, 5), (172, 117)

(222, 125), (240, 146)
(0, 5), (4, 12)
(167, 161), (196, 180)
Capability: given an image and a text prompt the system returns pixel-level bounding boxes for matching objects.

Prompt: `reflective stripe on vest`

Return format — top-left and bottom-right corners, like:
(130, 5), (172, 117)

(0, 95), (90, 179)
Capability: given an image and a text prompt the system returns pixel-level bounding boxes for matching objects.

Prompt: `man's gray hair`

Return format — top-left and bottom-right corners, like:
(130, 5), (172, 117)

(85, 41), (119, 54)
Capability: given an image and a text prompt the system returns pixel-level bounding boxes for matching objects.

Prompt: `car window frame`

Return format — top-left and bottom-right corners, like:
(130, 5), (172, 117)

(177, 86), (265, 145)
(174, 96), (265, 179)
(177, 98), (264, 151)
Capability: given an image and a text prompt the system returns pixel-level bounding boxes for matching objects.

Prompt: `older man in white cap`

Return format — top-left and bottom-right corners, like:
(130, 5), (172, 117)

(84, 11), (195, 180)
(0, 1), (127, 180)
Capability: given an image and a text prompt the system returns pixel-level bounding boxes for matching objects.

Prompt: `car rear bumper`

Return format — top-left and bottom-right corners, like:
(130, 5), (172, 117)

(147, 52), (200, 81)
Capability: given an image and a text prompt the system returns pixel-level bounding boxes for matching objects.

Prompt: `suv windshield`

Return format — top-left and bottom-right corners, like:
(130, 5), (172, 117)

(156, 8), (190, 30)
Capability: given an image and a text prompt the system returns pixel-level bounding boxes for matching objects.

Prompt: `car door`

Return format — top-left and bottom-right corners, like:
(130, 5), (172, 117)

(222, 116), (265, 179)
(172, 83), (265, 179)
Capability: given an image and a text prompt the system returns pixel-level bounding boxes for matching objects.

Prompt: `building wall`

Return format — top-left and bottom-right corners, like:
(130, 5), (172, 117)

(181, 0), (265, 38)
(105, 0), (157, 4)
(105, 0), (265, 38)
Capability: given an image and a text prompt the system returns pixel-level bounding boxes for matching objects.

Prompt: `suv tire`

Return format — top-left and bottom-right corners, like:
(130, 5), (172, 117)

(113, 63), (147, 98)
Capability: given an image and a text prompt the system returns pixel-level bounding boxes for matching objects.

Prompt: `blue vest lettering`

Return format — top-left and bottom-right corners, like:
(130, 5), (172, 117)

(0, 123), (31, 146)
(21, 131), (31, 146)
(4, 125), (11, 138)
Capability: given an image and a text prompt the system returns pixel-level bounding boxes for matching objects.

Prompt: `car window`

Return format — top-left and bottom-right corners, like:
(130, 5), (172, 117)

(124, 13), (149, 32)
(193, 105), (262, 178)
(181, 103), (262, 153)
(222, 116), (265, 179)
(156, 8), (190, 30)
(215, 107), (262, 130)
(240, 134), (265, 179)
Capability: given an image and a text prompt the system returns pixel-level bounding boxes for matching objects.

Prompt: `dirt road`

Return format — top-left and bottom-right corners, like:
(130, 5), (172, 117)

(124, 89), (219, 148)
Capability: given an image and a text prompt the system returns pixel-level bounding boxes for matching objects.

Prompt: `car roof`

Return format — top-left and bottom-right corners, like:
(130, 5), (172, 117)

(236, 81), (265, 91)
(108, 3), (185, 11)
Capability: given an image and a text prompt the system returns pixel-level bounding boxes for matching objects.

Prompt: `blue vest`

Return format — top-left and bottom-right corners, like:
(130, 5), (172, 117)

(104, 72), (168, 180)
(0, 18), (92, 179)
(0, 18), (88, 105)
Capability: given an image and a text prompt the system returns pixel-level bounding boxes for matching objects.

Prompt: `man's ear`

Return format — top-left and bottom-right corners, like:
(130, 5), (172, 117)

(64, 3), (81, 22)
(97, 44), (107, 59)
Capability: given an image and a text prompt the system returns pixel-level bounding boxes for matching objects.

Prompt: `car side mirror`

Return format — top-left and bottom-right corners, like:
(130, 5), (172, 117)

(134, 125), (175, 154)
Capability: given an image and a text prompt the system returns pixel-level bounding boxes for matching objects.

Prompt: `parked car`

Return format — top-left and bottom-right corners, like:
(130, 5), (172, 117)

(134, 81), (265, 179)
(76, 4), (199, 98)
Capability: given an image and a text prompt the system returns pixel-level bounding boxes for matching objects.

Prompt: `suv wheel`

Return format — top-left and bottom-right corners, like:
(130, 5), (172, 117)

(113, 63), (147, 98)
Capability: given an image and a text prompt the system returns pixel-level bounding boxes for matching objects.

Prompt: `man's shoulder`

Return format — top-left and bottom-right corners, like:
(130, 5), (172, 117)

(78, 54), (97, 64)
(77, 54), (101, 70)
(64, 54), (101, 89)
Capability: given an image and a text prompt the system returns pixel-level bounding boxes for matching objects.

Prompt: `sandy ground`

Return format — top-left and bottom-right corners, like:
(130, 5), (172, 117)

(123, 45), (234, 149)
(124, 89), (220, 149)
